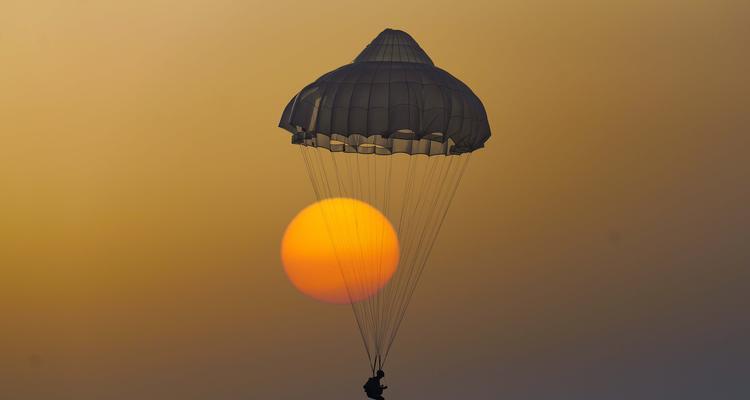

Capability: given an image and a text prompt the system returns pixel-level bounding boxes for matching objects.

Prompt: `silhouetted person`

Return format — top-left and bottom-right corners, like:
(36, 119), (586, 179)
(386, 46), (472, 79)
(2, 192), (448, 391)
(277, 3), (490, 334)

(363, 369), (388, 400)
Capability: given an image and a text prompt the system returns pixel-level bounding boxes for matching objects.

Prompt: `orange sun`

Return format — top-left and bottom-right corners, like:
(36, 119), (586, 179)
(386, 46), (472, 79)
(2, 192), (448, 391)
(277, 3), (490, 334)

(281, 198), (399, 304)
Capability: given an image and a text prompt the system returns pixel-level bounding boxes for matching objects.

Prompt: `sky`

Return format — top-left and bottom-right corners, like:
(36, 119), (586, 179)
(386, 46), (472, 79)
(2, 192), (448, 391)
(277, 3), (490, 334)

(1, 0), (749, 399)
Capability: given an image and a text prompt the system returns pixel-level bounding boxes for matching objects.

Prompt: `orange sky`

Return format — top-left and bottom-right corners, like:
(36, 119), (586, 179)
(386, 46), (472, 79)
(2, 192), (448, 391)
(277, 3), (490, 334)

(1, 1), (749, 399)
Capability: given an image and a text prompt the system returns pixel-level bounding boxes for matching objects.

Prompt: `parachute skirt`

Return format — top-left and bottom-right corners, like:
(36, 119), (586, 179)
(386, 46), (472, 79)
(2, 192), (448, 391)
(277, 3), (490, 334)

(291, 132), (457, 156)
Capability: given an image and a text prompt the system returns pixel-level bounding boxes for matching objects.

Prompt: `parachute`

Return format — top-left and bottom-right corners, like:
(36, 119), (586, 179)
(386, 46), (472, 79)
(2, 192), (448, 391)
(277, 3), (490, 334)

(279, 29), (491, 373)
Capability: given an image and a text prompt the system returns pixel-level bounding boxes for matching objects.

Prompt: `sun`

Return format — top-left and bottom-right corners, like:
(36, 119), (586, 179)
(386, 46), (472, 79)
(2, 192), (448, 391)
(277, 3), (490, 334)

(281, 198), (399, 304)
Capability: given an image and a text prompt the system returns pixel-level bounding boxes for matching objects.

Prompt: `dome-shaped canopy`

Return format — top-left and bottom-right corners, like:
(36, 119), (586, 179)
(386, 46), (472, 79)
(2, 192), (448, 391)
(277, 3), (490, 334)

(279, 29), (491, 155)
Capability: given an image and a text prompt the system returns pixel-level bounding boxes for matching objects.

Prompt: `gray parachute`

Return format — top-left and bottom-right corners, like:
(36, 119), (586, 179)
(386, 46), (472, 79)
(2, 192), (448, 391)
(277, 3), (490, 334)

(279, 29), (491, 373)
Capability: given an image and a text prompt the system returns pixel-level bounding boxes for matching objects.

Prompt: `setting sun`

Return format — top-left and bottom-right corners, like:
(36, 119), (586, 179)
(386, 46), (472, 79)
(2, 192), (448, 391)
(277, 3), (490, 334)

(281, 198), (399, 304)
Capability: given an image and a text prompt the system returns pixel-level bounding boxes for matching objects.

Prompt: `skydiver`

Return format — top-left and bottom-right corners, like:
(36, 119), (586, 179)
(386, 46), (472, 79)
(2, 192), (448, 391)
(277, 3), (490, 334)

(363, 369), (388, 400)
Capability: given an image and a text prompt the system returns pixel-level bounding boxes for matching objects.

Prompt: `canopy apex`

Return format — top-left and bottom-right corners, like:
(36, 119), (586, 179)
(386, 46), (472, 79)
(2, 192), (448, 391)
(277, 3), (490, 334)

(354, 28), (434, 65)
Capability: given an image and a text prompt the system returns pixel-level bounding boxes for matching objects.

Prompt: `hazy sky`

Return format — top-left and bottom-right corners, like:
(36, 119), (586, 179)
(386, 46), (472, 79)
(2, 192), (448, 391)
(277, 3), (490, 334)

(1, 1), (748, 399)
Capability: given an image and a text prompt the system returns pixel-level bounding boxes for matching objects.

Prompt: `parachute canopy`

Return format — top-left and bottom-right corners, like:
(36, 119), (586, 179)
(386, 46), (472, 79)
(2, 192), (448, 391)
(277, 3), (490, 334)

(279, 28), (491, 156)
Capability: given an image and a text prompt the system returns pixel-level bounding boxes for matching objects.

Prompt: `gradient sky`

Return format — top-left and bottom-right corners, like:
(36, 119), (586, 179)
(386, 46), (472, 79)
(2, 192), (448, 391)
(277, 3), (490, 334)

(1, 1), (749, 399)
